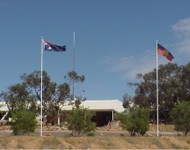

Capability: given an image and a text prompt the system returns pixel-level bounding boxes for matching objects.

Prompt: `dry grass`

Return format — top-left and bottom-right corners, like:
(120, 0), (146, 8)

(0, 123), (189, 149)
(0, 135), (190, 149)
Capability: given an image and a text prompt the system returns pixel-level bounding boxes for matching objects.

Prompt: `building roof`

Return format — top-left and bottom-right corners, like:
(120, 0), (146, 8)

(0, 99), (125, 113)
(63, 99), (125, 113)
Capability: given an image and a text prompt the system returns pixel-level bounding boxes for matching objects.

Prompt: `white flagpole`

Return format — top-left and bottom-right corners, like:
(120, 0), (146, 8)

(40, 37), (44, 136)
(73, 31), (76, 71)
(72, 31), (75, 100)
(156, 40), (159, 137)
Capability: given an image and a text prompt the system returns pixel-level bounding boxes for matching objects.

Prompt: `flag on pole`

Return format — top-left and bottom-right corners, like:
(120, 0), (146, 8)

(157, 43), (174, 61)
(156, 41), (174, 137)
(40, 38), (66, 136)
(43, 40), (66, 52)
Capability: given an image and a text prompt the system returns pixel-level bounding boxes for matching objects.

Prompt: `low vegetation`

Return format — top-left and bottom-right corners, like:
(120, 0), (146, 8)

(11, 109), (37, 135)
(170, 101), (190, 135)
(67, 99), (96, 136)
(119, 107), (149, 136)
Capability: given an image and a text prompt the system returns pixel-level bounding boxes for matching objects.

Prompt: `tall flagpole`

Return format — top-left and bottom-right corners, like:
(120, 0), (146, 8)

(40, 37), (44, 136)
(73, 31), (76, 71)
(156, 40), (159, 137)
(72, 31), (75, 100)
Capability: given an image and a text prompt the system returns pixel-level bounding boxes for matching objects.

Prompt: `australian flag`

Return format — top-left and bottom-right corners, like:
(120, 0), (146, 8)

(43, 40), (66, 52)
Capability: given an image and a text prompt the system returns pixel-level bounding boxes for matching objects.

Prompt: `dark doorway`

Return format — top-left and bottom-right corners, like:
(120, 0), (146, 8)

(92, 111), (112, 127)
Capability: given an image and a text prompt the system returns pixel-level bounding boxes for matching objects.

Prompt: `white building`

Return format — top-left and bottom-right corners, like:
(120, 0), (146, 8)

(0, 99), (125, 126)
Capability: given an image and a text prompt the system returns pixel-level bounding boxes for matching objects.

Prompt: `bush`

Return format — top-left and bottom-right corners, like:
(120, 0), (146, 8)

(67, 105), (96, 136)
(86, 131), (95, 136)
(119, 108), (149, 136)
(11, 109), (37, 135)
(170, 101), (190, 136)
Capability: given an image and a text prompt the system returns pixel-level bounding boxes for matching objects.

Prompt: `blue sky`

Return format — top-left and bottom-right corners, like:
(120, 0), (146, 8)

(0, 0), (190, 100)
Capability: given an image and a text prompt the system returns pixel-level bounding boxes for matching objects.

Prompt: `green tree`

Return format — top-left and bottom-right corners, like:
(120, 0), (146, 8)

(129, 63), (183, 123)
(48, 83), (70, 124)
(122, 93), (132, 109)
(67, 98), (96, 136)
(0, 83), (35, 112)
(20, 71), (71, 121)
(179, 62), (190, 101)
(1, 70), (71, 125)
(170, 101), (190, 136)
(120, 107), (149, 136)
(1, 70), (86, 126)
(21, 70), (57, 115)
(64, 71), (85, 100)
(11, 109), (37, 135)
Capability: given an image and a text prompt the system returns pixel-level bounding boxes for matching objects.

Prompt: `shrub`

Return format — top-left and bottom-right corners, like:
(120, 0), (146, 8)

(119, 107), (149, 136)
(67, 105), (96, 136)
(11, 109), (37, 135)
(86, 131), (95, 136)
(170, 101), (190, 136)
